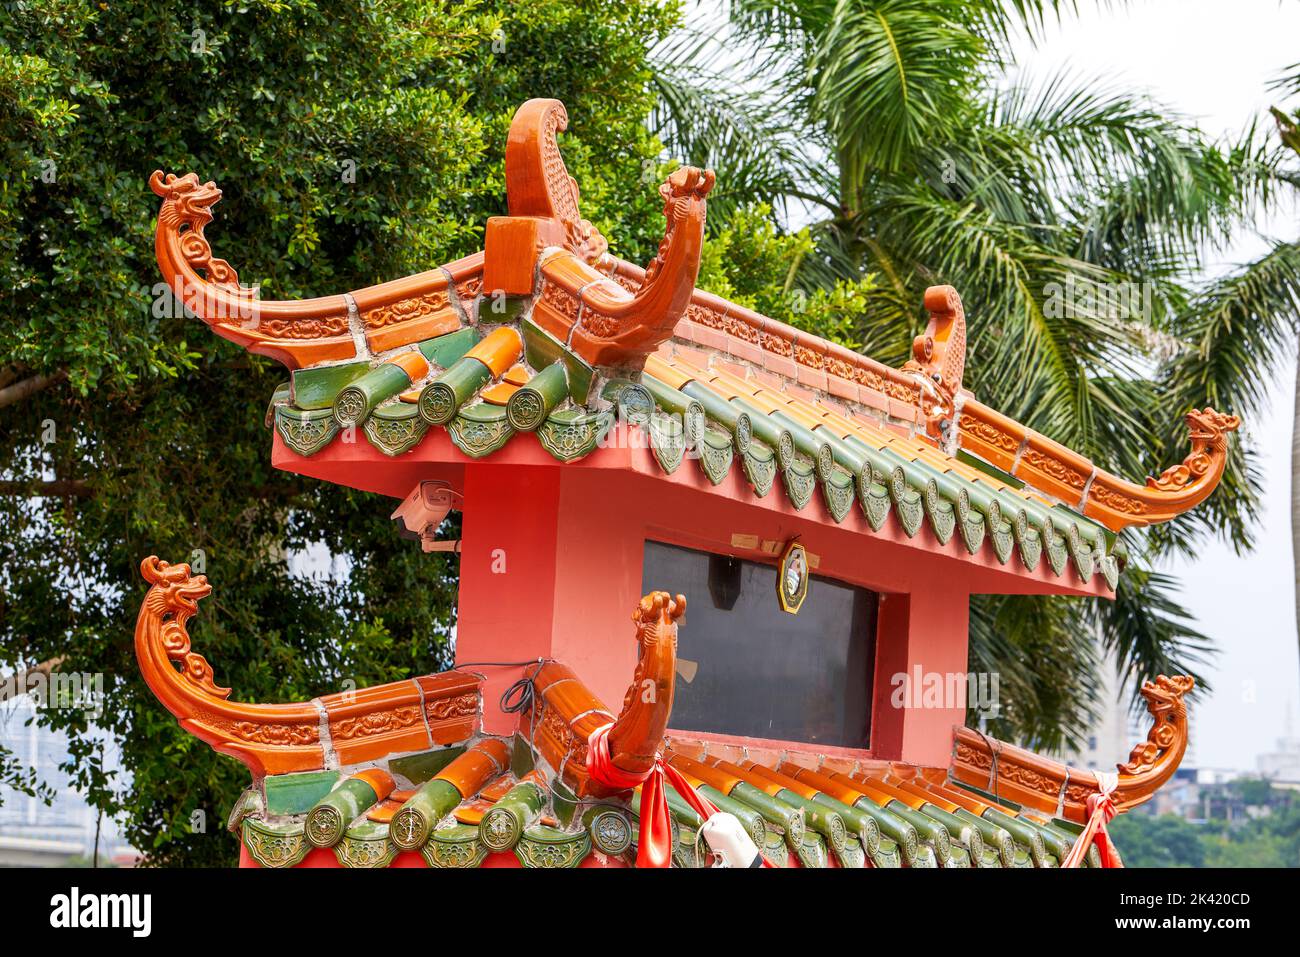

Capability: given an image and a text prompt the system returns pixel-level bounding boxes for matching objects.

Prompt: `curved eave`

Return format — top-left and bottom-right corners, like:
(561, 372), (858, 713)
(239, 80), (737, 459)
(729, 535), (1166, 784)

(958, 398), (1241, 533)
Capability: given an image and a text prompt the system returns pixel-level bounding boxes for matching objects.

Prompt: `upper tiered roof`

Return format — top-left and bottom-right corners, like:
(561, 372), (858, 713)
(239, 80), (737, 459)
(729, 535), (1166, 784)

(149, 98), (1241, 593)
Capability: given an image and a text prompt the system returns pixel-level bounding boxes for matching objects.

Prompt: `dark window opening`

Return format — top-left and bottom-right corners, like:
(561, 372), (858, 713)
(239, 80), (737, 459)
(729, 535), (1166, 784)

(642, 541), (877, 748)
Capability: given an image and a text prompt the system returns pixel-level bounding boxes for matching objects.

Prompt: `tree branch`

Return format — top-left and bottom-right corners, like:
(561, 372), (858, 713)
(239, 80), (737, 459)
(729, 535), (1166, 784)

(0, 370), (66, 410)
(0, 657), (68, 704)
(0, 479), (92, 498)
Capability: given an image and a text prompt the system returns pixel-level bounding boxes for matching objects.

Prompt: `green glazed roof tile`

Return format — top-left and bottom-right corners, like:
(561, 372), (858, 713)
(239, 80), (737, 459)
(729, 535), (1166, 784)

(365, 402), (431, 456)
(389, 746), (466, 785)
(514, 825), (591, 868)
(275, 405), (340, 456)
(292, 360), (370, 411)
(536, 409), (613, 463)
(447, 403), (514, 458)
(419, 327), (482, 368)
(263, 770), (341, 816)
(241, 818), (310, 869)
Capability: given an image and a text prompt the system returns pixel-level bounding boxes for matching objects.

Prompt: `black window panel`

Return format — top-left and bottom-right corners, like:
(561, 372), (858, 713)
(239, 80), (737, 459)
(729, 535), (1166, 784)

(642, 541), (877, 748)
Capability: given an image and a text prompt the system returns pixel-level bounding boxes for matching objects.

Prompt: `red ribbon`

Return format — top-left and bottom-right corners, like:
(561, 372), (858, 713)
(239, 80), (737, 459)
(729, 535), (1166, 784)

(1061, 790), (1124, 868)
(586, 723), (769, 868)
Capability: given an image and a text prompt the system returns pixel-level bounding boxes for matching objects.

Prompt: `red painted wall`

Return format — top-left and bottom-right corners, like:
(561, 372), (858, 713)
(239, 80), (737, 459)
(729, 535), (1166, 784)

(273, 423), (1100, 762)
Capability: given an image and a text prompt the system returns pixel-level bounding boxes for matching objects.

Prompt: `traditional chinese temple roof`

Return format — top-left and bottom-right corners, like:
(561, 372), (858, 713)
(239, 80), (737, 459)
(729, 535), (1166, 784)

(149, 98), (1240, 594)
(140, 98), (1227, 869)
(138, 557), (1192, 869)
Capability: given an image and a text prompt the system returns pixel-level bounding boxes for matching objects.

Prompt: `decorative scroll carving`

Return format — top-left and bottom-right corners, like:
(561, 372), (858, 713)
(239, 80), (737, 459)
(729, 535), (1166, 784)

(362, 291), (450, 329)
(331, 706), (424, 741)
(1019, 446), (1088, 491)
(539, 280), (580, 322)
(134, 557), (480, 779)
(1146, 409), (1241, 492)
(504, 98), (607, 265)
(503, 99), (712, 369)
(904, 285), (966, 396)
(1118, 675), (1195, 775)
(142, 558), (231, 700)
(949, 673), (1195, 823)
(897, 286), (968, 440)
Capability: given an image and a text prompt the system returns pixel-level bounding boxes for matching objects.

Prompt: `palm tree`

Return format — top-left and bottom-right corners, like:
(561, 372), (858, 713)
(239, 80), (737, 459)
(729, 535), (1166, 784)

(650, 0), (1285, 748)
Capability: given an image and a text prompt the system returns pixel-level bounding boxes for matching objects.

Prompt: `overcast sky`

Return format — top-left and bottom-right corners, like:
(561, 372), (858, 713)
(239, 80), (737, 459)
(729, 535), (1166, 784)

(1007, 0), (1300, 769)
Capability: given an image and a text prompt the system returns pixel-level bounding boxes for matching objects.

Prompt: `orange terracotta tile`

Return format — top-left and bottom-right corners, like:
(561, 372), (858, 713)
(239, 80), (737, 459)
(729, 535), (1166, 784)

(825, 373), (857, 402)
(750, 369), (785, 391)
(453, 799), (491, 825)
(387, 350), (431, 381)
(479, 773), (517, 802)
(480, 381), (519, 405)
(529, 297), (574, 342)
(884, 421), (911, 439)
(669, 343), (715, 373)
(782, 382), (818, 405)
(691, 325), (729, 352)
(794, 364), (828, 392)
(503, 363), (530, 385)
(857, 386), (892, 414)
(365, 309), (461, 355)
(723, 335), (764, 364)
(762, 351), (798, 379)
(888, 398), (920, 422)
(366, 797), (403, 824)
(483, 216), (540, 296)
(319, 681), (431, 766)
(710, 358), (753, 381)
(464, 326), (524, 377)
(645, 354), (695, 391)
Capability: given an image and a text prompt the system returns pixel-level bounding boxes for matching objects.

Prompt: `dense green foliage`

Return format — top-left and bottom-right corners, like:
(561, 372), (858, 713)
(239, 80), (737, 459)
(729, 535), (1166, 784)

(0, 0), (676, 865)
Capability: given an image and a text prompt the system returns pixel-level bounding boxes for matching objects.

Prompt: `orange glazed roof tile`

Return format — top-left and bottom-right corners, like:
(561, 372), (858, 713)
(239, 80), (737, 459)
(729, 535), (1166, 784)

(151, 98), (1240, 592)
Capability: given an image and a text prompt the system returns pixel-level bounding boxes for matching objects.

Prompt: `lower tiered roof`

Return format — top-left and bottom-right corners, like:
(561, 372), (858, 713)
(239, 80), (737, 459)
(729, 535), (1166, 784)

(137, 557), (1192, 869)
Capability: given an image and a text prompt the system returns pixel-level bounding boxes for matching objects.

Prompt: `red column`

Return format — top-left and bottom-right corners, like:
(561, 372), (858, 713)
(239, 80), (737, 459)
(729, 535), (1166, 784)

(457, 466), (562, 733)
(870, 587), (970, 766)
(456, 465), (645, 733)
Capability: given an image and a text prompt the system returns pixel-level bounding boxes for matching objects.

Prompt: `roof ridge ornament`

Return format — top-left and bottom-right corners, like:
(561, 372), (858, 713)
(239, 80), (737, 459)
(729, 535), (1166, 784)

(134, 557), (481, 778)
(508, 99), (715, 369)
(522, 591), (686, 797)
(956, 398), (1241, 531)
(949, 673), (1195, 823)
(903, 285), (966, 446)
(503, 98), (606, 264)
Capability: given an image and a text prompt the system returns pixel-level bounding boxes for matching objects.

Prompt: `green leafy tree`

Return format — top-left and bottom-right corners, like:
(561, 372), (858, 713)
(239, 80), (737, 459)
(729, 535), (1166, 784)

(652, 0), (1284, 748)
(1109, 813), (1207, 868)
(0, 0), (676, 865)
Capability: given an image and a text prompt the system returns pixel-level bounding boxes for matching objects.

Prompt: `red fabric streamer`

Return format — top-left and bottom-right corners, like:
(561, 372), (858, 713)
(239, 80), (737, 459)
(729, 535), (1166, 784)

(585, 723), (770, 868)
(1061, 787), (1124, 868)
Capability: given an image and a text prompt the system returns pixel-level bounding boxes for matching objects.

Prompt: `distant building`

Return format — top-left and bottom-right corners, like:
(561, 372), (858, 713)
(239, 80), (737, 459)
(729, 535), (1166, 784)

(1058, 655), (1157, 772)
(0, 699), (135, 867)
(1255, 701), (1300, 787)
